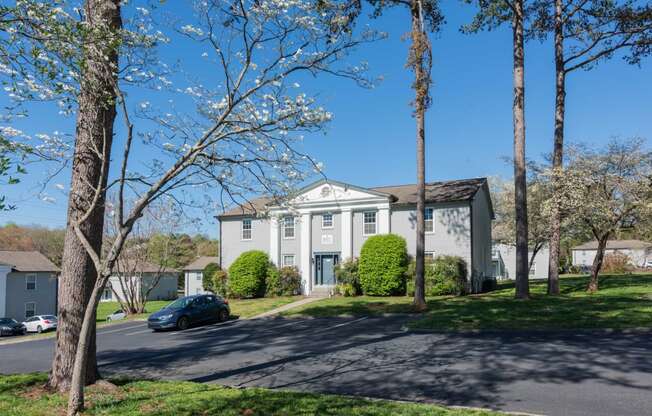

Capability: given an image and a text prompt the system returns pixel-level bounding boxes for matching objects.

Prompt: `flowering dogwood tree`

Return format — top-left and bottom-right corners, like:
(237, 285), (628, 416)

(555, 139), (652, 292)
(44, 0), (380, 413)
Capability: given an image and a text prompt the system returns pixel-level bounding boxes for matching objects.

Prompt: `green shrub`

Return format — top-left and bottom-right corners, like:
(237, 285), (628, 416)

(228, 250), (269, 298)
(212, 270), (229, 297)
(406, 255), (468, 296)
(334, 258), (360, 295)
(358, 234), (408, 296)
(202, 263), (220, 293)
(429, 255), (468, 296)
(336, 283), (357, 297)
(266, 265), (301, 296)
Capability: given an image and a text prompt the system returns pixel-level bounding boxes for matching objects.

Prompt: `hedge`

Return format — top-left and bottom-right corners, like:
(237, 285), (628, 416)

(406, 255), (468, 296)
(266, 265), (301, 296)
(358, 234), (408, 296)
(228, 250), (269, 298)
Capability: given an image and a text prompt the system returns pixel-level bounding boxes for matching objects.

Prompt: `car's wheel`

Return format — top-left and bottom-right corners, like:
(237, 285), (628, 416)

(36, 325), (43, 334)
(218, 308), (229, 322)
(177, 316), (189, 331)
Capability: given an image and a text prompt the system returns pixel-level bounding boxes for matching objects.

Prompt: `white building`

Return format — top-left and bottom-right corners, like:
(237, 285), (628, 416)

(492, 243), (550, 280)
(183, 256), (220, 296)
(101, 261), (178, 303)
(218, 178), (494, 295)
(572, 240), (652, 268)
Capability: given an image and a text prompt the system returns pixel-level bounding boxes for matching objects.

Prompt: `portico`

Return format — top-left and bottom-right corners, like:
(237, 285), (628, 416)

(267, 180), (392, 295)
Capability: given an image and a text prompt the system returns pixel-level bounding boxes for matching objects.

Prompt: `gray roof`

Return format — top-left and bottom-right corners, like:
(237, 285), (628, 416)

(115, 258), (178, 274)
(183, 256), (220, 271)
(0, 251), (60, 272)
(218, 177), (490, 218)
(572, 240), (652, 251)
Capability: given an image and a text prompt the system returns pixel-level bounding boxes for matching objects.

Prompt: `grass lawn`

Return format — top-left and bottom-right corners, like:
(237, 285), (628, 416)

(284, 274), (652, 331)
(96, 296), (301, 322)
(0, 373), (501, 416)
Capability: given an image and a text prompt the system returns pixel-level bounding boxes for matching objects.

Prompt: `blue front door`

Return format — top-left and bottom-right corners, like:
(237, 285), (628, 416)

(315, 254), (339, 286)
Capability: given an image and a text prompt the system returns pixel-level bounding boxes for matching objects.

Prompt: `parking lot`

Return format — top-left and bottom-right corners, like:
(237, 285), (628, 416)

(2, 315), (652, 416)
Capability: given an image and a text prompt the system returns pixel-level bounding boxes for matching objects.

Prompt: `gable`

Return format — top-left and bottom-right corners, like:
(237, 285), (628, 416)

(289, 179), (391, 206)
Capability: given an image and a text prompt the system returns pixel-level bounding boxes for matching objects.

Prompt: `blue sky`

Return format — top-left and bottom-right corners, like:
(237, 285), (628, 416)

(1, 2), (651, 238)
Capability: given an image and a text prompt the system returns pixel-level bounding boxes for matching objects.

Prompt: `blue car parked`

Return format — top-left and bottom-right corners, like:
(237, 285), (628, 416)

(148, 294), (230, 331)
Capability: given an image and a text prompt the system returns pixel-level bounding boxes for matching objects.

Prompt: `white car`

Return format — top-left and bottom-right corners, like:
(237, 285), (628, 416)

(106, 310), (126, 322)
(22, 315), (58, 333)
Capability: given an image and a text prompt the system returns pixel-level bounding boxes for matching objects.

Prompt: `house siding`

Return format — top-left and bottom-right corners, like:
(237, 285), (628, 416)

(5, 271), (58, 321)
(312, 212), (342, 254)
(390, 203), (474, 276)
(572, 248), (649, 267)
(220, 217), (270, 271)
(105, 273), (177, 303)
(471, 187), (493, 287)
(352, 210), (375, 256)
(279, 215), (301, 267)
(494, 244), (550, 280)
(185, 270), (205, 295)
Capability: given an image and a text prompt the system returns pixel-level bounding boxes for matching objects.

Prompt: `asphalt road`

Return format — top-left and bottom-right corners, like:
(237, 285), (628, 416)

(1, 316), (651, 416)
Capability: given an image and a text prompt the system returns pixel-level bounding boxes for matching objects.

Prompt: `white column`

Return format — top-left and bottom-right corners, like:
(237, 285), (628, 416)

(341, 208), (353, 261)
(269, 216), (280, 266)
(378, 206), (390, 234)
(300, 212), (312, 294)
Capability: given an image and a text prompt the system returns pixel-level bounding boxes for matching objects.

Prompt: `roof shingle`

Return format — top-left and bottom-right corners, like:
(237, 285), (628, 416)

(183, 256), (220, 271)
(218, 178), (489, 218)
(0, 251), (60, 272)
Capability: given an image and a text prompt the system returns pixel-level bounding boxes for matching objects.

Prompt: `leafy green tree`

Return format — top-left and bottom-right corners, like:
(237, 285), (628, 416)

(527, 0), (652, 295)
(202, 263), (220, 293)
(359, 234), (409, 296)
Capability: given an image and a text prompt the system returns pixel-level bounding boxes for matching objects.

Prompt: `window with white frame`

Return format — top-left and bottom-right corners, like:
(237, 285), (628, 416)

(363, 211), (377, 235)
(242, 218), (252, 240)
(425, 252), (435, 261)
(283, 216), (295, 239)
(282, 254), (295, 267)
(425, 208), (434, 233)
(25, 274), (36, 291)
(322, 213), (333, 229)
(196, 272), (202, 281)
(25, 302), (36, 319)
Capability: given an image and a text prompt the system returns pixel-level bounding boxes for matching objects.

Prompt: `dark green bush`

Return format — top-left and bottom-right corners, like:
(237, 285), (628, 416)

(358, 234), (408, 296)
(202, 263), (220, 293)
(266, 265), (301, 296)
(406, 255), (468, 296)
(334, 258), (360, 295)
(228, 250), (269, 298)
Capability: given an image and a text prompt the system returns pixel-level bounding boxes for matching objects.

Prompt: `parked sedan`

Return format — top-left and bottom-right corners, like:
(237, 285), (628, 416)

(0, 318), (26, 336)
(106, 310), (126, 322)
(23, 315), (58, 333)
(148, 294), (230, 331)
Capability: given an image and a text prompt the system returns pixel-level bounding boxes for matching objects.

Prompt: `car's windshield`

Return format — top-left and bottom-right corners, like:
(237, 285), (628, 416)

(165, 298), (192, 310)
(113, 310), (123, 314)
(43, 315), (57, 320)
(0, 318), (16, 324)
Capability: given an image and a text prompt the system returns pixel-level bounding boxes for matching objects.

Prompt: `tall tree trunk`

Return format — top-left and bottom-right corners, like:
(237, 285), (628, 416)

(547, 0), (565, 296)
(48, 0), (121, 392)
(512, 0), (529, 300)
(587, 236), (608, 292)
(411, 0), (428, 311)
